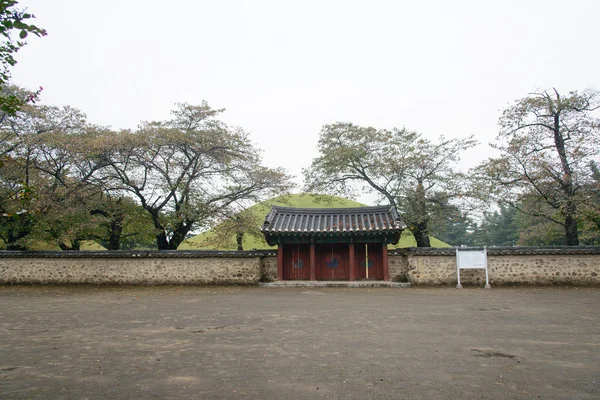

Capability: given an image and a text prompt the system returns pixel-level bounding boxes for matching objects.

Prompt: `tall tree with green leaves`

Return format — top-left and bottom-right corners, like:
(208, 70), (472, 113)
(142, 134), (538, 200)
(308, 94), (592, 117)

(581, 163), (600, 243)
(436, 206), (478, 247)
(303, 122), (477, 247)
(207, 209), (265, 251)
(478, 205), (520, 246)
(89, 195), (156, 250)
(0, 1), (46, 115)
(97, 102), (294, 250)
(475, 89), (600, 245)
(0, 100), (92, 249)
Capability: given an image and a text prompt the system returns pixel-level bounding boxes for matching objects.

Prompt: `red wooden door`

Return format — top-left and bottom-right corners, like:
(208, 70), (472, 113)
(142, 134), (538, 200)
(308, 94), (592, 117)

(316, 243), (349, 280)
(283, 244), (310, 280)
(355, 243), (383, 280)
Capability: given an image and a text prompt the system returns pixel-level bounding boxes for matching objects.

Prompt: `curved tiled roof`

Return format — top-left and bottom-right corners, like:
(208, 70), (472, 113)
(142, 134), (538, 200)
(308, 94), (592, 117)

(261, 205), (405, 234)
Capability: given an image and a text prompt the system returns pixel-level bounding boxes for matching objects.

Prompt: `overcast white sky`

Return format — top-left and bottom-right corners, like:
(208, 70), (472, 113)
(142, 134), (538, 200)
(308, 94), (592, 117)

(12, 0), (600, 203)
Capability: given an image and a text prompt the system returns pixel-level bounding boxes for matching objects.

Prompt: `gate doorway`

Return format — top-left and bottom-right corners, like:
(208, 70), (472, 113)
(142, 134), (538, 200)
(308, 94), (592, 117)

(316, 243), (349, 281)
(355, 243), (383, 280)
(282, 244), (310, 280)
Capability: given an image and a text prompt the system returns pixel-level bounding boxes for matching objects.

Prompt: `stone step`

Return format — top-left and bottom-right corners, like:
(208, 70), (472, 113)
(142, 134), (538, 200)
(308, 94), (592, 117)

(259, 281), (410, 288)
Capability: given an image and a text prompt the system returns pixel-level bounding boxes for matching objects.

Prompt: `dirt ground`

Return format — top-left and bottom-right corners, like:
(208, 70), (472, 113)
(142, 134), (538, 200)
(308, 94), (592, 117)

(0, 285), (598, 400)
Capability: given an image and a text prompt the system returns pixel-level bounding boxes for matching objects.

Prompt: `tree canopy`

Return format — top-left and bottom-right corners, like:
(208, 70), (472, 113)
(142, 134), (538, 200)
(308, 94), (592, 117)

(0, 1), (46, 115)
(0, 93), (293, 250)
(474, 89), (600, 245)
(303, 122), (477, 247)
(2, 81), (598, 250)
(94, 102), (293, 250)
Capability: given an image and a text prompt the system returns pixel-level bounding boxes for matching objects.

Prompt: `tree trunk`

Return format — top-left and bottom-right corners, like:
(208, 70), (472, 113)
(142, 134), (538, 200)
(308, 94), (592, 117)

(57, 238), (81, 251)
(552, 109), (579, 245)
(168, 222), (193, 250)
(155, 230), (170, 250)
(152, 215), (194, 250)
(107, 219), (123, 250)
(410, 181), (431, 247)
(564, 214), (579, 246)
(6, 242), (27, 250)
(92, 208), (125, 251)
(150, 212), (170, 250)
(5, 217), (32, 250)
(236, 232), (244, 251)
(411, 224), (431, 247)
(107, 211), (125, 251)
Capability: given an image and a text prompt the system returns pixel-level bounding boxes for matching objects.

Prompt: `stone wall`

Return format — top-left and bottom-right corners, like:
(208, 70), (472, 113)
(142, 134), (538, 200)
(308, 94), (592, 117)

(1, 247), (599, 286)
(395, 247), (600, 286)
(0, 251), (275, 285)
(388, 255), (409, 282)
(260, 256), (278, 282)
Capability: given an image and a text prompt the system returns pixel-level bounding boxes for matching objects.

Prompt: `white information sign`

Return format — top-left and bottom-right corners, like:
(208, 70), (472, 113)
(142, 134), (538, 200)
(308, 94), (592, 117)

(455, 247), (491, 289)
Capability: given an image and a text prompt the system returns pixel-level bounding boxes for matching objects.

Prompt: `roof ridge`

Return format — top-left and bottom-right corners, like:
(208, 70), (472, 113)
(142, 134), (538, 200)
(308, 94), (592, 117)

(270, 205), (393, 213)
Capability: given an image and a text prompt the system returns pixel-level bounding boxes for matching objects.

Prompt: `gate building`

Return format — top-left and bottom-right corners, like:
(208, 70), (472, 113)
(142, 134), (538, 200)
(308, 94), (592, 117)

(261, 205), (405, 281)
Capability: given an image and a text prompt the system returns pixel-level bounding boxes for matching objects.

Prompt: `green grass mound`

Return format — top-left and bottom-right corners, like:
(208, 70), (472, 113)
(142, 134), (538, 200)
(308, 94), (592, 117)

(178, 193), (450, 250)
(8, 240), (108, 251)
(390, 231), (451, 249)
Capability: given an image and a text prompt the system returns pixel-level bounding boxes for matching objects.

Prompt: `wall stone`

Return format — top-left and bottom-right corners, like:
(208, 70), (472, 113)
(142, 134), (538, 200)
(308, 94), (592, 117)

(406, 254), (457, 286)
(388, 255), (409, 282)
(260, 256), (278, 282)
(487, 254), (599, 286)
(0, 256), (262, 285)
(404, 251), (600, 286)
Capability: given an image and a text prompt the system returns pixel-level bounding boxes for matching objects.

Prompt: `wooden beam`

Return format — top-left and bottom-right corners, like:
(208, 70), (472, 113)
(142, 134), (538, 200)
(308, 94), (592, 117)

(309, 243), (316, 281)
(349, 243), (356, 281)
(382, 243), (390, 281)
(277, 244), (283, 281)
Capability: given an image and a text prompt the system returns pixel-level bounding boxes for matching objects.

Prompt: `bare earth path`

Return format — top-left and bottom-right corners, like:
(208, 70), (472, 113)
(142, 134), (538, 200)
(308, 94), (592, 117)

(0, 285), (598, 399)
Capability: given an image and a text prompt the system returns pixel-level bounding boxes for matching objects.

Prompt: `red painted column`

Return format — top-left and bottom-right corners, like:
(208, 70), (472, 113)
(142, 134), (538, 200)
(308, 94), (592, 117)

(277, 244), (284, 281)
(349, 243), (356, 281)
(382, 242), (390, 281)
(309, 243), (316, 281)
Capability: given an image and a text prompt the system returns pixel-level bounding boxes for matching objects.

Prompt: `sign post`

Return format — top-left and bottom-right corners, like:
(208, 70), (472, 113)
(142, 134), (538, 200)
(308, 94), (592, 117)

(455, 246), (491, 289)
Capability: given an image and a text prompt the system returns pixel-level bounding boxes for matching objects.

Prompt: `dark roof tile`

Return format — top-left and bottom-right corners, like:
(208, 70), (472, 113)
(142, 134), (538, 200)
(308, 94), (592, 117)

(261, 205), (405, 234)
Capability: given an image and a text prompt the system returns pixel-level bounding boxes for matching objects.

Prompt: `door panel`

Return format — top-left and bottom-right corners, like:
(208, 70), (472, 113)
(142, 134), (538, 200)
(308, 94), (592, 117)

(283, 244), (310, 280)
(316, 243), (349, 280)
(355, 243), (383, 280)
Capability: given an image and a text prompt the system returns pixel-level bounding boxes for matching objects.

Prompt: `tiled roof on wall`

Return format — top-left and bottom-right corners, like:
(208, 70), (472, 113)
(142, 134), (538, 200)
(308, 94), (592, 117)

(0, 250), (277, 258)
(389, 246), (600, 256)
